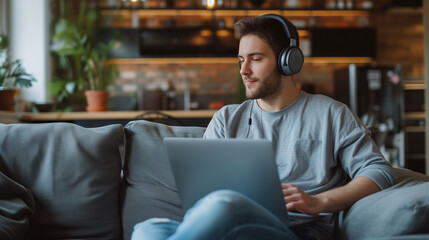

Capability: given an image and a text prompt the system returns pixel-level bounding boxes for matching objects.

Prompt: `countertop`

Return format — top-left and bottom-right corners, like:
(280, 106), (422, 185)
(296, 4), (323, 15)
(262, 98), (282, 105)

(0, 110), (217, 124)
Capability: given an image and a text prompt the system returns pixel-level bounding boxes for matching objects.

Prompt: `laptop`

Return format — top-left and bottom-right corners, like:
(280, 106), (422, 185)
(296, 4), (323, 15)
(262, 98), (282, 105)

(164, 137), (291, 226)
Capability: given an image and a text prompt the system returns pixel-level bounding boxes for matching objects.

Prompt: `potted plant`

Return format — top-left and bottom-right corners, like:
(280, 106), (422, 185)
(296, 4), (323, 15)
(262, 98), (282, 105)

(84, 41), (118, 112)
(0, 34), (36, 111)
(51, 21), (118, 112)
(50, 0), (118, 112)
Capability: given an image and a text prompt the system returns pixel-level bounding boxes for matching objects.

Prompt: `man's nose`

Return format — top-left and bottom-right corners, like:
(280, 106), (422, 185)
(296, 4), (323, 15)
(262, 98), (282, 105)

(240, 61), (251, 75)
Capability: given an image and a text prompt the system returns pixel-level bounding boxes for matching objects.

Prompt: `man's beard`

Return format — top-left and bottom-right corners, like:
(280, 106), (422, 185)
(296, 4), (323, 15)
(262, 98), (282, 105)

(244, 69), (282, 100)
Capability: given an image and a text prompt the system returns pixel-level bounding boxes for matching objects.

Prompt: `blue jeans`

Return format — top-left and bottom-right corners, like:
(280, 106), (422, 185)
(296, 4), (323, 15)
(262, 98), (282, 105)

(131, 190), (299, 240)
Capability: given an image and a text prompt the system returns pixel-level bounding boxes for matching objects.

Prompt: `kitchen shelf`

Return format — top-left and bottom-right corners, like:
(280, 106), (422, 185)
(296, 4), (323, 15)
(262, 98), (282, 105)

(100, 8), (371, 18)
(106, 57), (373, 65)
(403, 79), (425, 90)
(385, 7), (423, 15)
(405, 111), (426, 120)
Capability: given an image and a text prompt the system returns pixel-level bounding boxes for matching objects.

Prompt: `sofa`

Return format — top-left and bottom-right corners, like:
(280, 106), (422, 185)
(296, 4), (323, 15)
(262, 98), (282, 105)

(0, 120), (428, 240)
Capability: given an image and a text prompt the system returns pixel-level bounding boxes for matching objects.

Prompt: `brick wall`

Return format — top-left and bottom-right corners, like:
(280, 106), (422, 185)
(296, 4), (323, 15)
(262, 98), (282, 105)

(111, 63), (241, 109)
(109, 12), (424, 110)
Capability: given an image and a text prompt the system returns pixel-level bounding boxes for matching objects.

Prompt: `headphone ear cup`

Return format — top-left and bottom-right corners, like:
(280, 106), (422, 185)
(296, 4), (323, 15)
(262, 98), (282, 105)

(277, 46), (304, 76)
(287, 47), (304, 75)
(277, 47), (288, 75)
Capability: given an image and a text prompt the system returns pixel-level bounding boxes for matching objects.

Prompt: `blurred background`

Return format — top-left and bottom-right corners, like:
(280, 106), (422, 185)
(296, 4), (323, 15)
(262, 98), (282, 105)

(0, 0), (427, 174)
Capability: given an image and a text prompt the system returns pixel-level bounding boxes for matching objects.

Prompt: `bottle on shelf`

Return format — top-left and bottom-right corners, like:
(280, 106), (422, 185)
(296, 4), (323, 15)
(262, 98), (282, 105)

(336, 0), (345, 9)
(285, 0), (299, 9)
(345, 0), (356, 9)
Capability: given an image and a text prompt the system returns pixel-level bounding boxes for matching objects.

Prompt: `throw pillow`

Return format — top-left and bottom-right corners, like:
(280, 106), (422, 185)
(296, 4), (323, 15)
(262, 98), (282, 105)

(339, 167), (429, 239)
(121, 120), (206, 240)
(0, 123), (124, 239)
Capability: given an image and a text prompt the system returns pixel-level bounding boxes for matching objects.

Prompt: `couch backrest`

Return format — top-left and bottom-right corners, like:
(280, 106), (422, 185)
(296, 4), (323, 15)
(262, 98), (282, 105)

(0, 122), (124, 240)
(121, 120), (206, 240)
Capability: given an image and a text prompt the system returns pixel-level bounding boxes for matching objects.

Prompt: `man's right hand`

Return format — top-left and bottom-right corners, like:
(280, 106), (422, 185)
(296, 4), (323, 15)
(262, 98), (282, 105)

(282, 183), (326, 215)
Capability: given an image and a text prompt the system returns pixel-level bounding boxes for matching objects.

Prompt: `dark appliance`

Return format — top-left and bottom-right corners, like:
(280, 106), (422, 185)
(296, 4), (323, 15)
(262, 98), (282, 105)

(334, 64), (403, 130)
(333, 64), (404, 166)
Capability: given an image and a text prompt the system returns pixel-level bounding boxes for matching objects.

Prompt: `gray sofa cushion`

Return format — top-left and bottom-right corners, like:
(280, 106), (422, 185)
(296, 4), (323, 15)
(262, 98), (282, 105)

(339, 167), (429, 240)
(0, 171), (35, 240)
(0, 123), (124, 239)
(121, 120), (206, 240)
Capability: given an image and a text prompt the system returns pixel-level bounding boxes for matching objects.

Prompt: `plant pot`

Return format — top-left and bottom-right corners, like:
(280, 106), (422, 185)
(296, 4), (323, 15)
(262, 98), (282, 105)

(0, 89), (17, 111)
(85, 90), (109, 112)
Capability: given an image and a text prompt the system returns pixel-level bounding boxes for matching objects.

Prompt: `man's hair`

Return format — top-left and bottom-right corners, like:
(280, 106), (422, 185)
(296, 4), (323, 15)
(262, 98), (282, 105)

(234, 16), (299, 58)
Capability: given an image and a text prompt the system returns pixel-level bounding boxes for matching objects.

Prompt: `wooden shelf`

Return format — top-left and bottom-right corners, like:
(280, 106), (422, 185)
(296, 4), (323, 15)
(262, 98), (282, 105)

(100, 9), (370, 18)
(385, 7), (423, 16)
(0, 110), (20, 124)
(106, 57), (373, 65)
(403, 79), (425, 90)
(405, 111), (426, 120)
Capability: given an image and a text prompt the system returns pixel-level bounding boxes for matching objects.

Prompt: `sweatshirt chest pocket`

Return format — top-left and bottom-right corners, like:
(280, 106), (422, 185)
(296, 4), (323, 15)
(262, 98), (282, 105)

(276, 139), (323, 181)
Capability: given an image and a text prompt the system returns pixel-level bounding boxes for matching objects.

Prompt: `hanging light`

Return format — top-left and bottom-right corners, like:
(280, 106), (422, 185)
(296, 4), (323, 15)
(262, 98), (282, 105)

(207, 0), (215, 9)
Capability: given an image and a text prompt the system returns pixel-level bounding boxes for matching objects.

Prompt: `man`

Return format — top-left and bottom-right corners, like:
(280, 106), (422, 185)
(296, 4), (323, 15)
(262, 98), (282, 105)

(132, 14), (396, 240)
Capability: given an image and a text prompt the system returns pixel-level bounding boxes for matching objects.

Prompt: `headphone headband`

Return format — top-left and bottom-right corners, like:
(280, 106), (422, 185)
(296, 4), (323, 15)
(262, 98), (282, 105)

(258, 14), (304, 75)
(260, 14), (299, 47)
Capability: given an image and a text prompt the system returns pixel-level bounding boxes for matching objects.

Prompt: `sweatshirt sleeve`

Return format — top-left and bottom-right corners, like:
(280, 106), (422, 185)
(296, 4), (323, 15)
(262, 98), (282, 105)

(333, 107), (397, 190)
(203, 109), (226, 139)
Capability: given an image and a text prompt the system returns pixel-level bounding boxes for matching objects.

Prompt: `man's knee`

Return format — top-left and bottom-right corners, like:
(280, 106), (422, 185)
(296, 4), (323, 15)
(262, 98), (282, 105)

(189, 189), (254, 218)
(201, 189), (249, 206)
(131, 218), (180, 240)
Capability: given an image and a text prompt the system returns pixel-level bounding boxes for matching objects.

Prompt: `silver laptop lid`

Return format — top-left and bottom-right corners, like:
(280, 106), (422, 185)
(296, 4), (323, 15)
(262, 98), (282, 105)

(164, 137), (289, 226)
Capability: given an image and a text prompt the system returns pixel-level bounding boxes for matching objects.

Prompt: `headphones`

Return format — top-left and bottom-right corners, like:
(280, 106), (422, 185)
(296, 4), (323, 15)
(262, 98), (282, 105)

(260, 14), (304, 76)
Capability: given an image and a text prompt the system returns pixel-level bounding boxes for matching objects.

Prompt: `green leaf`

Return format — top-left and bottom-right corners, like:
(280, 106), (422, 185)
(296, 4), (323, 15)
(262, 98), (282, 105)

(0, 34), (9, 49)
(49, 77), (66, 96)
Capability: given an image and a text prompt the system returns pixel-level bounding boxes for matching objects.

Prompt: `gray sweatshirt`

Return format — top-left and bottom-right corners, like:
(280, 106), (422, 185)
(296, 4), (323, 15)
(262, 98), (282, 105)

(203, 91), (396, 195)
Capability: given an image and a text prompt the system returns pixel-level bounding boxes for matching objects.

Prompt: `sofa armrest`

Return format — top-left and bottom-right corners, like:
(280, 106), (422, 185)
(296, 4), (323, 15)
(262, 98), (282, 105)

(339, 168), (429, 240)
(0, 171), (35, 240)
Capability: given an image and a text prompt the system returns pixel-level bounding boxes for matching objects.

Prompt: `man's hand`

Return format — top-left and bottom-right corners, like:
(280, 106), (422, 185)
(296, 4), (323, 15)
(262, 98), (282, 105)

(282, 183), (326, 215)
(282, 176), (381, 215)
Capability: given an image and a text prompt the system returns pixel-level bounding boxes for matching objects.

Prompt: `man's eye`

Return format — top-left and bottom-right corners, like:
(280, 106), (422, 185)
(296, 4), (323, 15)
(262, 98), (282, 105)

(252, 58), (261, 62)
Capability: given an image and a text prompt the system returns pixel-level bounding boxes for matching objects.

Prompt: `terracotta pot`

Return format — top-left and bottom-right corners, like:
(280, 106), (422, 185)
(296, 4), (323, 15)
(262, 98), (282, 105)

(85, 90), (109, 112)
(0, 89), (17, 111)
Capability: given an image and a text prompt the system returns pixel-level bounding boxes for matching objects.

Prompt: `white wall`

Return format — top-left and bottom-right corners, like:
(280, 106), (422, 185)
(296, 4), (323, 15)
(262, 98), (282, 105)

(10, 0), (50, 103)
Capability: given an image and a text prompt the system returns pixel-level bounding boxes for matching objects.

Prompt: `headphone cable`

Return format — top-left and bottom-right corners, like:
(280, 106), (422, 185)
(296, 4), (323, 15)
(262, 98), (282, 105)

(245, 100), (255, 139)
